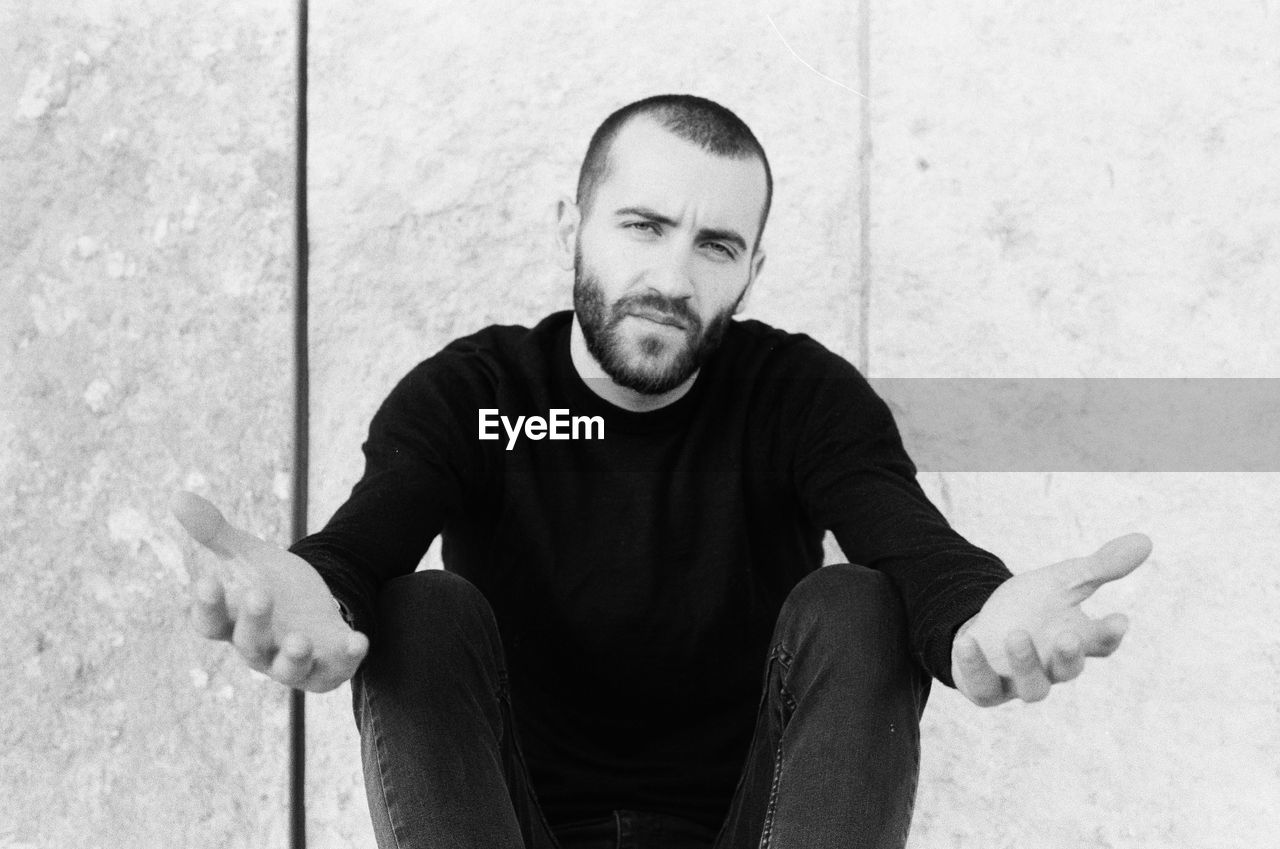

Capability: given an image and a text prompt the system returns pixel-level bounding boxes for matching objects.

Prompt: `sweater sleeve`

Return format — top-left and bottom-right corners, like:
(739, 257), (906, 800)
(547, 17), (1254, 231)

(793, 349), (1011, 687)
(288, 350), (487, 641)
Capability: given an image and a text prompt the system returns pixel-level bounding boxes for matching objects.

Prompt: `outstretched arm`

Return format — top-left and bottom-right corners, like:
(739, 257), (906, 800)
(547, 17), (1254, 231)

(951, 533), (1152, 706)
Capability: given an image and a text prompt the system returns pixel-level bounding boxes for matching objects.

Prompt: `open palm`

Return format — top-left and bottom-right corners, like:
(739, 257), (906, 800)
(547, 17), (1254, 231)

(952, 533), (1152, 706)
(172, 491), (369, 693)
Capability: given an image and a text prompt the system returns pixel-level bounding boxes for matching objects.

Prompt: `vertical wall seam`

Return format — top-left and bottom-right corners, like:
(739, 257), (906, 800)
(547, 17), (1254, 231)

(857, 0), (872, 374)
(290, 1), (310, 848)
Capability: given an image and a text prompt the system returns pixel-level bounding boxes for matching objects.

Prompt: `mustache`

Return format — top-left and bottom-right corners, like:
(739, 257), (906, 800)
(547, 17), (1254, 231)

(611, 293), (700, 330)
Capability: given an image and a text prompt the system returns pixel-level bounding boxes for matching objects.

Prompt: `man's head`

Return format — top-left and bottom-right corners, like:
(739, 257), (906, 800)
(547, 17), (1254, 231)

(557, 95), (772, 397)
(575, 95), (774, 251)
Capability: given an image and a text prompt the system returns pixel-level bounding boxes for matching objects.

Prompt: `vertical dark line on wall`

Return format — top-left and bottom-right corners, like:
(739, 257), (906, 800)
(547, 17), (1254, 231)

(290, 1), (310, 848)
(857, 0), (872, 374)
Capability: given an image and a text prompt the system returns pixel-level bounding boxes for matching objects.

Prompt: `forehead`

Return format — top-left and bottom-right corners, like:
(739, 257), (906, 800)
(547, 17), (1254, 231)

(593, 117), (767, 237)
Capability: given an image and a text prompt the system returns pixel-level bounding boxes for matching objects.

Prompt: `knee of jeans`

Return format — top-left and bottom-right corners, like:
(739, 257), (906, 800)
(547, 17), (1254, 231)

(776, 564), (912, 672)
(353, 571), (508, 736)
(371, 569), (503, 666)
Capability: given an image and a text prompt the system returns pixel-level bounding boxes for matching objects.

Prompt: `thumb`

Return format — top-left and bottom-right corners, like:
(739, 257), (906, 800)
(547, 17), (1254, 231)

(171, 491), (241, 559)
(1061, 532), (1153, 600)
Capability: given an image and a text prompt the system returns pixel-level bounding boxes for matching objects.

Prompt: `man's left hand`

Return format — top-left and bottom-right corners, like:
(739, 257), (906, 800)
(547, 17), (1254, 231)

(952, 533), (1152, 706)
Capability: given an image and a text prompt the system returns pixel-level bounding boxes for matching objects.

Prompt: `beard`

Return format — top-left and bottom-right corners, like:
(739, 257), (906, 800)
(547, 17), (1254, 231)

(573, 250), (739, 396)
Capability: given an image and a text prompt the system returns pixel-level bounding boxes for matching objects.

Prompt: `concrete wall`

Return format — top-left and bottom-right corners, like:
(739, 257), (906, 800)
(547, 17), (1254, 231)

(2, 2), (296, 847)
(5, 0), (1277, 847)
(874, 4), (1280, 847)
(305, 2), (1280, 848)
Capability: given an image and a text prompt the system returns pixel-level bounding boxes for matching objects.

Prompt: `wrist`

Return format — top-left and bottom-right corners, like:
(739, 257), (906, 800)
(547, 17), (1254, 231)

(954, 612), (980, 642)
(950, 612), (981, 683)
(331, 594), (355, 629)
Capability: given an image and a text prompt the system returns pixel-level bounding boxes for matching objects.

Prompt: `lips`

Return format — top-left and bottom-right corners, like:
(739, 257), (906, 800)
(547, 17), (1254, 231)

(624, 307), (686, 329)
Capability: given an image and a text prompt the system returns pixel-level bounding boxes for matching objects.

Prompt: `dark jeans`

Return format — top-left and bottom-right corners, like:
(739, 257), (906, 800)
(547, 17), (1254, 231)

(350, 564), (931, 849)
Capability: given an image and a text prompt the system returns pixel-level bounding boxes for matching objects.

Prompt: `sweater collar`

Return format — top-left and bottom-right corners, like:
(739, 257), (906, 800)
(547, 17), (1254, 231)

(551, 312), (710, 435)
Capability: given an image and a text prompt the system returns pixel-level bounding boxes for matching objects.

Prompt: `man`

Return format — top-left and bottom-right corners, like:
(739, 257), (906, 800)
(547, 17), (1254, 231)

(173, 94), (1150, 849)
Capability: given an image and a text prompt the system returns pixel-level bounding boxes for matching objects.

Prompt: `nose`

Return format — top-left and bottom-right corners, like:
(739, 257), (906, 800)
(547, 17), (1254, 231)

(643, 244), (696, 300)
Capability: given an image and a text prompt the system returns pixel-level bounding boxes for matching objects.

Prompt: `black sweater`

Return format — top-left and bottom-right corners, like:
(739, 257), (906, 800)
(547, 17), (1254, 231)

(290, 310), (1010, 828)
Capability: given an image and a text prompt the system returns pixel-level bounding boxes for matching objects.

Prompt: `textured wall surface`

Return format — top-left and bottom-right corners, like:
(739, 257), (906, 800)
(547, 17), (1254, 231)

(8, 0), (1279, 847)
(304, 2), (1280, 848)
(872, 3), (1280, 847)
(1, 2), (296, 847)
(304, 3), (1280, 848)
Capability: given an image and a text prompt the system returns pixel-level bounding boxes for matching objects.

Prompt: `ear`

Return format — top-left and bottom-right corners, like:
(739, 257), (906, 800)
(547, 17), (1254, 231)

(553, 195), (581, 271)
(735, 247), (766, 314)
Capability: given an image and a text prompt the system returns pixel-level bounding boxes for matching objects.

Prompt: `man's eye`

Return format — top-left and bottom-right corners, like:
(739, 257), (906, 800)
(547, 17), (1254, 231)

(626, 221), (659, 233)
(705, 242), (734, 258)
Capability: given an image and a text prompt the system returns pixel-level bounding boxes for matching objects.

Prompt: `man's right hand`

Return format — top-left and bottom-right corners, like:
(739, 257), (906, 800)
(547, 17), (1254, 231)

(171, 491), (369, 693)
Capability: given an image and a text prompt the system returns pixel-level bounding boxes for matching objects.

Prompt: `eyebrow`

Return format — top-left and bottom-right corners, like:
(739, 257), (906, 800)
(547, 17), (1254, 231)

(614, 205), (749, 254)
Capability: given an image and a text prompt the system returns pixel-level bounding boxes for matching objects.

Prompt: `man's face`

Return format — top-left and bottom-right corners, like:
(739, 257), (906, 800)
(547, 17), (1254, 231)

(569, 118), (768, 395)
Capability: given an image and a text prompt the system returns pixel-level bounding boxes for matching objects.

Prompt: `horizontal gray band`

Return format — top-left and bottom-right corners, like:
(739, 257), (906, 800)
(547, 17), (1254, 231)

(868, 378), (1280, 472)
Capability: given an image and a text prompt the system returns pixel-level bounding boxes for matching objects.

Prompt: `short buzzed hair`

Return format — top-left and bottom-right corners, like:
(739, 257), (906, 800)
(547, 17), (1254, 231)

(575, 94), (773, 252)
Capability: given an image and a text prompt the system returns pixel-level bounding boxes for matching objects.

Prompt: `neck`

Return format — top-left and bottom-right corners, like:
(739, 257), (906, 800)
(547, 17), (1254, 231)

(569, 315), (697, 412)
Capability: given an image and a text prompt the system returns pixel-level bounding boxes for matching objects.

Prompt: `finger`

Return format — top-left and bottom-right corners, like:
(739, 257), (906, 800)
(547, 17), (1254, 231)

(1060, 533), (1153, 601)
(171, 491), (240, 559)
(1079, 612), (1130, 658)
(270, 633), (316, 688)
(293, 631), (370, 693)
(343, 630), (370, 665)
(1047, 630), (1085, 683)
(190, 575), (234, 641)
(1006, 630), (1051, 703)
(307, 631), (372, 693)
(954, 635), (1011, 707)
(232, 589), (277, 671)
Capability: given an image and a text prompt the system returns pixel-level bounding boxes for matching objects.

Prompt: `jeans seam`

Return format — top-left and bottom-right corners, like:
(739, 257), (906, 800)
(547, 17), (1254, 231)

(756, 743), (784, 849)
(775, 645), (796, 724)
(501, 681), (566, 849)
(362, 680), (406, 849)
(756, 644), (794, 849)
